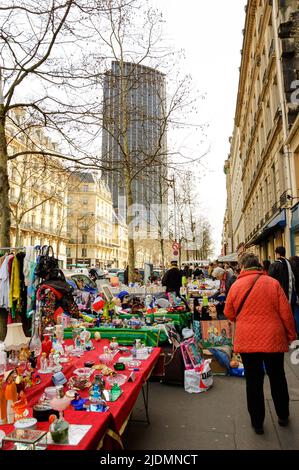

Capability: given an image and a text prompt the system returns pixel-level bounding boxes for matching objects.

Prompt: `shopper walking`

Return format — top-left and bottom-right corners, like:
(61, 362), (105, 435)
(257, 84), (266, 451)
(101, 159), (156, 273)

(289, 256), (299, 337)
(224, 253), (296, 435)
(162, 260), (182, 297)
(269, 246), (297, 311)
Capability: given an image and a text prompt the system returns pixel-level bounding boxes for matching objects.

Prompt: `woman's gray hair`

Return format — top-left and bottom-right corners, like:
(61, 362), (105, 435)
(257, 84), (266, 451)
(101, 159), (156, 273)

(212, 267), (225, 278)
(239, 252), (260, 269)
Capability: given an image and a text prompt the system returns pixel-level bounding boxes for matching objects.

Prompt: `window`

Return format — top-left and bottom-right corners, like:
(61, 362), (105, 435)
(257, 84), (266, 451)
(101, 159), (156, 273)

(82, 248), (87, 257)
(83, 185), (88, 192)
(82, 234), (87, 244)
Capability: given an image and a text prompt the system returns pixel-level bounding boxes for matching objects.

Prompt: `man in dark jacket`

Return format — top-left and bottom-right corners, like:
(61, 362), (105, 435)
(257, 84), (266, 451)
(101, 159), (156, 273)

(162, 260), (182, 296)
(269, 246), (297, 311)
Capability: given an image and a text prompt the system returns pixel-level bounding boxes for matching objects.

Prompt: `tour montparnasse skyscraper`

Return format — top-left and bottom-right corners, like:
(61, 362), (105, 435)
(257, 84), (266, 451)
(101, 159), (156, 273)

(101, 61), (167, 220)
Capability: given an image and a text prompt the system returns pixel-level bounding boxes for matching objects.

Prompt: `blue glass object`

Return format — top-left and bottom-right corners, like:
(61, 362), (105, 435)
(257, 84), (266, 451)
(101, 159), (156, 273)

(89, 374), (106, 404)
(89, 402), (109, 412)
(71, 397), (88, 411)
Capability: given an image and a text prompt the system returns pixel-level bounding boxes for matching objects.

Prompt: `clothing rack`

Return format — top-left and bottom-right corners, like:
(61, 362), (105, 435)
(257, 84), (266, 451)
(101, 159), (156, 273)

(0, 246), (27, 251)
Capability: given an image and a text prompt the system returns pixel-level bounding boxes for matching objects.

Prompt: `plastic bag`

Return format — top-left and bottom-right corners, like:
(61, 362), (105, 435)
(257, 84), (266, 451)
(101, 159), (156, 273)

(184, 360), (213, 393)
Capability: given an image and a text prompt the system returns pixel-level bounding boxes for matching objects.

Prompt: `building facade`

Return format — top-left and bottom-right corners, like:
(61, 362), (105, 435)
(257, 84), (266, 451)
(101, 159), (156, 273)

(7, 109), (68, 266)
(101, 61), (167, 218)
(224, 0), (299, 260)
(66, 172), (128, 268)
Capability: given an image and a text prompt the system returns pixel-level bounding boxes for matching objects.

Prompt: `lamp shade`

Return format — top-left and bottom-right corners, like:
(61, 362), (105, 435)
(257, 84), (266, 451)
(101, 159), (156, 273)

(4, 323), (29, 351)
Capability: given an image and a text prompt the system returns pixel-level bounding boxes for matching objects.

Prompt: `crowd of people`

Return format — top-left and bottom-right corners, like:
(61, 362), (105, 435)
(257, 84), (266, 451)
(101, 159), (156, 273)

(160, 249), (299, 436)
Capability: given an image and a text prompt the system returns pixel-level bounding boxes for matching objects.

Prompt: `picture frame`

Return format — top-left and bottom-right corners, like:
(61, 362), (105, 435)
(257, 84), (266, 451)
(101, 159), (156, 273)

(101, 284), (114, 303)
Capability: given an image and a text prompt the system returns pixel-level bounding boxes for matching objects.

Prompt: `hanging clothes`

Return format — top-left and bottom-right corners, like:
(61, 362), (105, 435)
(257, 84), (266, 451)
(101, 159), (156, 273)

(25, 247), (39, 317)
(9, 255), (22, 318)
(24, 246), (36, 287)
(0, 255), (13, 310)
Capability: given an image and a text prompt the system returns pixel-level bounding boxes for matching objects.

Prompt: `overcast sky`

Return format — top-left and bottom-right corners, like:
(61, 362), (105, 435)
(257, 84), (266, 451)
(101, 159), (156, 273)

(151, 0), (247, 256)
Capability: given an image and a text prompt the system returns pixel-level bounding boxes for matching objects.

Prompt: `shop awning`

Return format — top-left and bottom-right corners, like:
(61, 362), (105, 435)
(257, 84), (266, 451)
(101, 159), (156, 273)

(217, 253), (238, 262)
(249, 209), (286, 245)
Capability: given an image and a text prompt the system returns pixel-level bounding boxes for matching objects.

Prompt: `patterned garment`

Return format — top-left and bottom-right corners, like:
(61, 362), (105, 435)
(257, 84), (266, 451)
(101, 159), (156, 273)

(38, 286), (80, 333)
(193, 320), (201, 343)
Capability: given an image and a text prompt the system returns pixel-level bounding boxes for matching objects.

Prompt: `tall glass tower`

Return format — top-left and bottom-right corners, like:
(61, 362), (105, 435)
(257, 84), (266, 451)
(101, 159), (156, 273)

(101, 61), (167, 220)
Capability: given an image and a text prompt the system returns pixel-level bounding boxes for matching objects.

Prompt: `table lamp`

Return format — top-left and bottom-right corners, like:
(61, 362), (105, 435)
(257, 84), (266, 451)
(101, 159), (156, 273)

(4, 323), (29, 365)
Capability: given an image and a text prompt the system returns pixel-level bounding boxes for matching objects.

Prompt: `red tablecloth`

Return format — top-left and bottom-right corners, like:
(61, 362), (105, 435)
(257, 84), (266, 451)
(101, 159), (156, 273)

(0, 339), (161, 450)
(0, 409), (110, 450)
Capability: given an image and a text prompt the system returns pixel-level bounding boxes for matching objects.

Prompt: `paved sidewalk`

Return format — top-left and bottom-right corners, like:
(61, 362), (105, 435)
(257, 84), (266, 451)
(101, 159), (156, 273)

(124, 352), (299, 450)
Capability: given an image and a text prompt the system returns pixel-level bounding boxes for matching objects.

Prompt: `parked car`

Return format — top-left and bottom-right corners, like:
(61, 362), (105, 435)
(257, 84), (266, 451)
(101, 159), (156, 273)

(64, 272), (97, 290)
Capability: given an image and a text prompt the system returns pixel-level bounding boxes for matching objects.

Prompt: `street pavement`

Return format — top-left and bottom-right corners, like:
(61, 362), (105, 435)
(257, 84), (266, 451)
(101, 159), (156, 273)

(124, 352), (299, 450)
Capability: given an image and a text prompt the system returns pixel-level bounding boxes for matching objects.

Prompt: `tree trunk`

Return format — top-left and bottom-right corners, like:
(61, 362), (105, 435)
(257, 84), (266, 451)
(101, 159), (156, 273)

(0, 106), (11, 247)
(160, 237), (165, 272)
(125, 173), (135, 283)
(15, 223), (20, 247)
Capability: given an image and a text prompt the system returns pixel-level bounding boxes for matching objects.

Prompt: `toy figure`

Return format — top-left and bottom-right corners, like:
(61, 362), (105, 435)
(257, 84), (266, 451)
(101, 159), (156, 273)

(4, 369), (18, 423)
(0, 376), (7, 424)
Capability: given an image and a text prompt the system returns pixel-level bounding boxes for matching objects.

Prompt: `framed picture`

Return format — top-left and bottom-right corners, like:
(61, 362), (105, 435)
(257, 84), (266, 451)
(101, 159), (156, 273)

(101, 285), (114, 303)
(200, 320), (234, 348)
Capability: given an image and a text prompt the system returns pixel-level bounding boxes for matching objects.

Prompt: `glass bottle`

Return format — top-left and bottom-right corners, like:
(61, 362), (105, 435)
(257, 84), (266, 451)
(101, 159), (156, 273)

(29, 319), (42, 358)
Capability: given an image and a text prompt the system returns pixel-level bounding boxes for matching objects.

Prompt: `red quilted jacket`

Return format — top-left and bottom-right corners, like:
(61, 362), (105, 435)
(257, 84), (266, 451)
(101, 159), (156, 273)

(224, 269), (297, 353)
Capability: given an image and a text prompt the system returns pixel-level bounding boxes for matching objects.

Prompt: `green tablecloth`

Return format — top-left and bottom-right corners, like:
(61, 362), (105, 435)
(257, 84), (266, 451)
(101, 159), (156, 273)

(119, 311), (192, 330)
(64, 326), (168, 346)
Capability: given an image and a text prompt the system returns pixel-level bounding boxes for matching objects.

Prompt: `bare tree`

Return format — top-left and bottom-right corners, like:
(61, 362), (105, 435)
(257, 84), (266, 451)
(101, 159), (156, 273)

(94, 0), (200, 282)
(0, 0), (116, 246)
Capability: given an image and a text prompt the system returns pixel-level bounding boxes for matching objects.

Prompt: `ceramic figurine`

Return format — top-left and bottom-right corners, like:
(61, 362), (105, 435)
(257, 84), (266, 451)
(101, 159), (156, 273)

(48, 349), (55, 369)
(55, 324), (64, 344)
(40, 352), (48, 372)
(4, 369), (18, 424)
(12, 390), (29, 421)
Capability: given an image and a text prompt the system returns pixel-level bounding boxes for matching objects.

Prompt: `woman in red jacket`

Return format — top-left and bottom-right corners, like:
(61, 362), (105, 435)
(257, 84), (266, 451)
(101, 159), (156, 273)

(224, 253), (297, 435)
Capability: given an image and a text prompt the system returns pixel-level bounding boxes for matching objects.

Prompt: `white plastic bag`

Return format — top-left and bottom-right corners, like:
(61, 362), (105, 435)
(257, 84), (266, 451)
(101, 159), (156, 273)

(184, 360), (213, 393)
